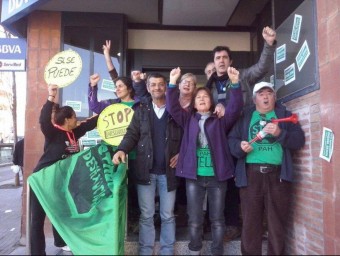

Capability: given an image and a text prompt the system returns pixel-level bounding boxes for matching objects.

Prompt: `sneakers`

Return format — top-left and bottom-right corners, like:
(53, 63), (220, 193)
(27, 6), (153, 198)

(224, 226), (241, 241)
(61, 245), (71, 252)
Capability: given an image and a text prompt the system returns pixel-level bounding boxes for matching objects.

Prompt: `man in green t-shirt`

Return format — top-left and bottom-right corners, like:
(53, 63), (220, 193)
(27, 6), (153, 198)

(228, 81), (305, 255)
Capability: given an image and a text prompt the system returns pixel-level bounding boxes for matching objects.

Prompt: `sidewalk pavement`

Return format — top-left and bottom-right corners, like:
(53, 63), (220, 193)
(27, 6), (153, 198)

(0, 179), (22, 255)
(0, 164), (72, 255)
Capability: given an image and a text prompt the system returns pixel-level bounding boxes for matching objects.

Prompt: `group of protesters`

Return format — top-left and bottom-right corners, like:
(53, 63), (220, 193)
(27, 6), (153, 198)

(30, 25), (305, 256)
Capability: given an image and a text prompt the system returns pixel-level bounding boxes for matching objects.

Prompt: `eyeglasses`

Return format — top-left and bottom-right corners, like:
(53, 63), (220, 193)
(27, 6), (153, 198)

(181, 79), (195, 86)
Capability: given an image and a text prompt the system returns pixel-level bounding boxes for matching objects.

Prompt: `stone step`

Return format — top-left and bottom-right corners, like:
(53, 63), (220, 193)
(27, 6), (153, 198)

(124, 240), (268, 255)
(10, 238), (267, 255)
(125, 240), (241, 255)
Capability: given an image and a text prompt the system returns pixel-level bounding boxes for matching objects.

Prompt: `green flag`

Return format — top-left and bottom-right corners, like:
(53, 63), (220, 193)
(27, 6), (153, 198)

(28, 143), (127, 255)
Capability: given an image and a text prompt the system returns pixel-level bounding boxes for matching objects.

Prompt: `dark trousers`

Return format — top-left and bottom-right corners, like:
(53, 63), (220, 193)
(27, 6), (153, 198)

(30, 189), (66, 255)
(224, 178), (241, 227)
(176, 177), (187, 205)
(240, 166), (291, 255)
(186, 176), (227, 255)
(127, 159), (139, 217)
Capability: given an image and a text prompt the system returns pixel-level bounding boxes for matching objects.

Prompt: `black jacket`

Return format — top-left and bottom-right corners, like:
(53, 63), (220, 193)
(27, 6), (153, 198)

(117, 98), (182, 191)
(33, 100), (98, 172)
(206, 42), (276, 107)
(13, 138), (24, 167)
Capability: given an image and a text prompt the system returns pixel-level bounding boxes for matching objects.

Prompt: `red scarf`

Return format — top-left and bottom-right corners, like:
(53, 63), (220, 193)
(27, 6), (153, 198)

(54, 124), (80, 153)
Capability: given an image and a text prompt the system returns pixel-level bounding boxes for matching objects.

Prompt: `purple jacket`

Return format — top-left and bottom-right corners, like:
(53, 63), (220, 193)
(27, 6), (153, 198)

(166, 85), (243, 181)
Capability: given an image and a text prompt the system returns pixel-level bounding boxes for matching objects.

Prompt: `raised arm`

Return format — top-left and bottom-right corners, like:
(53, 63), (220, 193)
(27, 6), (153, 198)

(166, 67), (190, 128)
(103, 40), (118, 80)
(40, 84), (59, 138)
(131, 70), (149, 99)
(241, 26), (276, 85)
(223, 67), (243, 131)
(262, 26), (276, 46)
(87, 73), (111, 114)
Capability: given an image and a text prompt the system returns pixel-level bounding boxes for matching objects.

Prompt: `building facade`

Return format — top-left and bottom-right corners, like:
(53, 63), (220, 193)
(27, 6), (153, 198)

(1, 0), (340, 254)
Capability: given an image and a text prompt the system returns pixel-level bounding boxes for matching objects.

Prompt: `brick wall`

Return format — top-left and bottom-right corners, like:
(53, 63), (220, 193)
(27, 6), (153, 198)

(22, 11), (61, 237)
(285, 91), (323, 254)
(286, 1), (340, 254)
(317, 0), (340, 255)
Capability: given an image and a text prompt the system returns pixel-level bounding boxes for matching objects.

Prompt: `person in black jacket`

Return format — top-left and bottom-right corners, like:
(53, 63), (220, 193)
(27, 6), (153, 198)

(12, 138), (24, 186)
(30, 84), (98, 255)
(13, 138), (24, 168)
(112, 73), (182, 255)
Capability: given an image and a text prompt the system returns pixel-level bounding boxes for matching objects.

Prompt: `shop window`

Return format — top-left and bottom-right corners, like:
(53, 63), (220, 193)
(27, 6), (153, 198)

(61, 13), (126, 118)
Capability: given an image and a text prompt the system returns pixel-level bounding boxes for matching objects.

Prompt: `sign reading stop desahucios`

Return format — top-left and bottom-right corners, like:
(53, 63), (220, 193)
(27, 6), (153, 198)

(97, 103), (134, 146)
(44, 49), (82, 88)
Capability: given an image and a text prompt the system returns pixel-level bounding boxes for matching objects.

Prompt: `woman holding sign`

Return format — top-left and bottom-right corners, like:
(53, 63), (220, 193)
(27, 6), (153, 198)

(30, 84), (99, 255)
(88, 73), (140, 233)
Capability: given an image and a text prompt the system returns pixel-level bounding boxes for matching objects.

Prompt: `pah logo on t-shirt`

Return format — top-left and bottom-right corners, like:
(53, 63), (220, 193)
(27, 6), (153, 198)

(249, 120), (276, 145)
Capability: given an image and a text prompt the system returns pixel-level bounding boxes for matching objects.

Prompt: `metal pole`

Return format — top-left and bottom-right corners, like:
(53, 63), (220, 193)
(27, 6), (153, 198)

(125, 156), (129, 240)
(26, 181), (31, 255)
(271, 0), (277, 86)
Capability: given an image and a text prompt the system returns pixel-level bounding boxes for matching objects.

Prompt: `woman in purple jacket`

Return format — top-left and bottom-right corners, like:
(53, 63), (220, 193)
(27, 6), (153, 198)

(166, 67), (243, 255)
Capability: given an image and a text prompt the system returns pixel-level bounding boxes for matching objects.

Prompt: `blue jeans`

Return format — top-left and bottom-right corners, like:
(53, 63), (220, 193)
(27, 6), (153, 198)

(137, 174), (176, 255)
(186, 176), (227, 255)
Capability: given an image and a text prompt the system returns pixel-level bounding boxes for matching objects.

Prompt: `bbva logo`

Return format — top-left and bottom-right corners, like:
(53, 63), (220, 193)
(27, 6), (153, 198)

(0, 45), (22, 54)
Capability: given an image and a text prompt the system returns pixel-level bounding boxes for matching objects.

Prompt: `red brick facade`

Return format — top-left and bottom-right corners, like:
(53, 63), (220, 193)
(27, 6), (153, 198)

(284, 1), (340, 254)
(318, 0), (340, 254)
(22, 11), (61, 237)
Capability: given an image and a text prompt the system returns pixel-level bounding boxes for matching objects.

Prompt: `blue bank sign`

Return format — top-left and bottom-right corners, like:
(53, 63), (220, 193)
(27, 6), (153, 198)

(1, 0), (47, 23)
(0, 38), (26, 71)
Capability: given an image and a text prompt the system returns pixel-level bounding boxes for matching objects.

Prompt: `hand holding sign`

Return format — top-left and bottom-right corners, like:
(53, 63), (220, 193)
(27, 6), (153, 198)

(44, 49), (82, 88)
(48, 84), (58, 98)
(97, 104), (134, 146)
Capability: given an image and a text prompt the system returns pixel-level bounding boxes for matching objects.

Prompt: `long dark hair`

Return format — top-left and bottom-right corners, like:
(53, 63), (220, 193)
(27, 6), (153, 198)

(190, 87), (215, 113)
(114, 76), (135, 99)
(54, 105), (75, 125)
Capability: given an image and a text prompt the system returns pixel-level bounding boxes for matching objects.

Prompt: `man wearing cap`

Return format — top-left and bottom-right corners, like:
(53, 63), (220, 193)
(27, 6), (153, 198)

(228, 81), (305, 255)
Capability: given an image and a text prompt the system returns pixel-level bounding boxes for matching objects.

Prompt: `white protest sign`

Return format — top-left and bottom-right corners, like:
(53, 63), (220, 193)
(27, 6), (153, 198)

(319, 127), (334, 162)
(44, 49), (82, 88)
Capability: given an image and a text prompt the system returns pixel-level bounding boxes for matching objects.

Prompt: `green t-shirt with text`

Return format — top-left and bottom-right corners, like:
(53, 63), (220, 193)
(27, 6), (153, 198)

(246, 110), (283, 165)
(197, 147), (214, 176)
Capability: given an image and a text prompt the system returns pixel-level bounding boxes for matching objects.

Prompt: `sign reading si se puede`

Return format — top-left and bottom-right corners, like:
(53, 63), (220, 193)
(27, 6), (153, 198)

(44, 49), (82, 88)
(97, 103), (134, 146)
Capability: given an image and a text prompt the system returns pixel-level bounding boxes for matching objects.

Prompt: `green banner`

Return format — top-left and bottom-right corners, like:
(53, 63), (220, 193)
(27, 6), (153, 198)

(28, 143), (127, 255)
